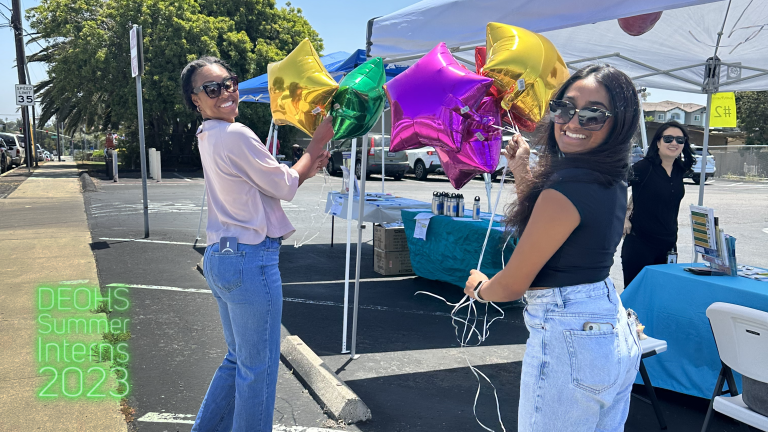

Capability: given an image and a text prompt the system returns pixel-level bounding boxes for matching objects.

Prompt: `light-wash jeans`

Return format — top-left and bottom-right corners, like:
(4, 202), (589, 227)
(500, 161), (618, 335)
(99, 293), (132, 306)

(518, 278), (641, 432)
(192, 237), (283, 432)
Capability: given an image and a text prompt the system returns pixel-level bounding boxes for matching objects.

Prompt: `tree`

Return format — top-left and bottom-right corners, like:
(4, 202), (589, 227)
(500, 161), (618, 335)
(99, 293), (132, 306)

(27, 0), (322, 167)
(735, 91), (768, 145)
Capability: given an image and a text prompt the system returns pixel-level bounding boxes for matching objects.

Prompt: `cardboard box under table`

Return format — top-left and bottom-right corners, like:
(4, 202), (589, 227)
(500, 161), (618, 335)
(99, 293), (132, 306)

(373, 224), (413, 275)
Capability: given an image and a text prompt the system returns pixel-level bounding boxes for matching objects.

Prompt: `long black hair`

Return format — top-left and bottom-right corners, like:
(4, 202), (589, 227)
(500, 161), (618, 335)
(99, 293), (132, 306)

(505, 64), (640, 235)
(179, 56), (235, 112)
(644, 120), (694, 171)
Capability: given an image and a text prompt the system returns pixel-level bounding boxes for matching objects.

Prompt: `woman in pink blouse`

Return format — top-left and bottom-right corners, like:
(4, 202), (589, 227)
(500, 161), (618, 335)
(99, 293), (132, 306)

(180, 56), (331, 432)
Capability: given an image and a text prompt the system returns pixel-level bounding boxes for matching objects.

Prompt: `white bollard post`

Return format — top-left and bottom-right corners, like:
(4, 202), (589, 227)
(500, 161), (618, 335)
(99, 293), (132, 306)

(155, 151), (162, 182)
(148, 148), (156, 179)
(113, 149), (119, 182)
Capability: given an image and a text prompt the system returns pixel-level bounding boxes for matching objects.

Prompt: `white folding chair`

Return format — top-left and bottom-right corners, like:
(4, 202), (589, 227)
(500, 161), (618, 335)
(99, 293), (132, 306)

(632, 336), (668, 430)
(701, 302), (768, 432)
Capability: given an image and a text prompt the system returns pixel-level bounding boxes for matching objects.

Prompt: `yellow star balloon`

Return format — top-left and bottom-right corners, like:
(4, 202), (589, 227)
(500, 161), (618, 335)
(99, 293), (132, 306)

(482, 23), (569, 125)
(268, 39), (339, 136)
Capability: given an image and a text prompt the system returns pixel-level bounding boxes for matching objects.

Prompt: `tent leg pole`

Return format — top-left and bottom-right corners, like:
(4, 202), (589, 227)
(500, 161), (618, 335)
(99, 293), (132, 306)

(265, 120), (274, 155)
(698, 92), (713, 206)
(272, 125), (279, 159)
(484, 173), (492, 213)
(638, 92), (649, 153)
(341, 138), (358, 354)
(381, 109), (386, 193)
(351, 136), (368, 359)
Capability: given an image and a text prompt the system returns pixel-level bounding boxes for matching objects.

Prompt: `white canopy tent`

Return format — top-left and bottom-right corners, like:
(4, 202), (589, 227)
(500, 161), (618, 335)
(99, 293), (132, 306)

(342, 0), (765, 358)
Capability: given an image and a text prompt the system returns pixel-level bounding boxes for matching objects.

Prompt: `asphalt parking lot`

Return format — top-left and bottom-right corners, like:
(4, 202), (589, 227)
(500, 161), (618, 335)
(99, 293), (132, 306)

(82, 167), (768, 431)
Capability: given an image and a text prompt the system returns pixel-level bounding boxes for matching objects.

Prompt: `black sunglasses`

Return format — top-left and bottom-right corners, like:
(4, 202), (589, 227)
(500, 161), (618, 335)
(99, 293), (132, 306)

(549, 100), (613, 131)
(662, 135), (686, 145)
(193, 76), (239, 99)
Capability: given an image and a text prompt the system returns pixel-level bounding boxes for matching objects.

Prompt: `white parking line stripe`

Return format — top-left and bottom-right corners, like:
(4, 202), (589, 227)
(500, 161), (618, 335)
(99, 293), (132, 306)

(106, 283), (454, 317)
(107, 283), (209, 293)
(99, 237), (203, 246)
(174, 173), (193, 182)
(135, 413), (340, 431)
(136, 412), (195, 424)
(725, 182), (744, 187)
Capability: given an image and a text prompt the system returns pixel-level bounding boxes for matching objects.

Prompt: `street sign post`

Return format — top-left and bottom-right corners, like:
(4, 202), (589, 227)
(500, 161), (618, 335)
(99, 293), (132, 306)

(131, 24), (150, 238)
(15, 84), (34, 106)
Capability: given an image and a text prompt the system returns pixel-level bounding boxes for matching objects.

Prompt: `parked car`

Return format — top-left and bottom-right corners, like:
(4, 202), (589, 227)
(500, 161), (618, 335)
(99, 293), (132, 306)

(406, 147), (442, 180)
(0, 132), (25, 167)
(687, 145), (716, 184)
(630, 144), (644, 165)
(36, 144), (45, 162)
(491, 139), (539, 181)
(0, 140), (7, 174)
(326, 135), (408, 180)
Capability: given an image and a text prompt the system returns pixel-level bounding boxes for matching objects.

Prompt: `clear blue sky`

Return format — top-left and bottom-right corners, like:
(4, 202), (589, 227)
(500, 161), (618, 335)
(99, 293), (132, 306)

(0, 0), (706, 123)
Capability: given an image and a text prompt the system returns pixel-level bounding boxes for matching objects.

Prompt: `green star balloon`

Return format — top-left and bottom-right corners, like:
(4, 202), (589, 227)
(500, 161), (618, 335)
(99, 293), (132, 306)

(331, 57), (387, 140)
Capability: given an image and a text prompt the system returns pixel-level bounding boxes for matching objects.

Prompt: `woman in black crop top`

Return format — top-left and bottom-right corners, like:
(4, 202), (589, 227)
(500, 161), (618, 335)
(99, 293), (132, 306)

(463, 65), (642, 431)
(621, 121), (694, 287)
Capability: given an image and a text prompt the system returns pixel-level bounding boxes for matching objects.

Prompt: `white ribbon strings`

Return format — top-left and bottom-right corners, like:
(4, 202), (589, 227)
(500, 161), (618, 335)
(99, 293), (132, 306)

(294, 142), (337, 248)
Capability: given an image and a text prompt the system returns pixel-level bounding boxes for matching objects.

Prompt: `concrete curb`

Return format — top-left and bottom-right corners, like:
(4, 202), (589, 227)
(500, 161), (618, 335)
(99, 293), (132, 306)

(281, 336), (371, 424)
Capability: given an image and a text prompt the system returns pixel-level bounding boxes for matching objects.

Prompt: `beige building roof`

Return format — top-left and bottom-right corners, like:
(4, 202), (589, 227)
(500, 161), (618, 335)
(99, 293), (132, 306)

(642, 100), (706, 113)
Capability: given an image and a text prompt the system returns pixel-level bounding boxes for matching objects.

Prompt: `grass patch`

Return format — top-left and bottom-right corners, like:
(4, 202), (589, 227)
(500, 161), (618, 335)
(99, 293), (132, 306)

(90, 300), (112, 314)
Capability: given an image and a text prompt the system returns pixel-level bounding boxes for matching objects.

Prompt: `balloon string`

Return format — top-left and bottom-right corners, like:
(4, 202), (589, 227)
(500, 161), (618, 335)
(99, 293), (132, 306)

(294, 143), (338, 248)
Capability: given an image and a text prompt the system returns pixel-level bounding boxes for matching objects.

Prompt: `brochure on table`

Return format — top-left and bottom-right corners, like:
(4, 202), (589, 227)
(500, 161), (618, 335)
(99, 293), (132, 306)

(690, 205), (738, 276)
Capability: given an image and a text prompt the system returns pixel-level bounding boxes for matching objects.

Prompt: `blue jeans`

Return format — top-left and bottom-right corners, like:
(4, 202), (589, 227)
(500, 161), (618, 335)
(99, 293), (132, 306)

(518, 279), (641, 432)
(192, 237), (283, 432)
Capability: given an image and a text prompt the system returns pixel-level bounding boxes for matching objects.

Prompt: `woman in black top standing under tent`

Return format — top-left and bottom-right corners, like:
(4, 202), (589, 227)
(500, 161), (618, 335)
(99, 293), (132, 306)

(621, 120), (694, 287)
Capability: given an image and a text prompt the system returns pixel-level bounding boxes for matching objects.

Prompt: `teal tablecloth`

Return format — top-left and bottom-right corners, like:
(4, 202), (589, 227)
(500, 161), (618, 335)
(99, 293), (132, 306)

(401, 209), (517, 288)
(621, 264), (768, 398)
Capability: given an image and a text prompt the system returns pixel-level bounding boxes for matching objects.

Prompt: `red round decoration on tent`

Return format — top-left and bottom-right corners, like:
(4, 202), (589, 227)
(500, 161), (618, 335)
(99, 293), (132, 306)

(618, 12), (663, 36)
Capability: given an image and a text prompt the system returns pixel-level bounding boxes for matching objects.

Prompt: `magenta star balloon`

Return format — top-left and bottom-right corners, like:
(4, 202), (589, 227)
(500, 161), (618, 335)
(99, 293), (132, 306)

(384, 43), (494, 153)
(436, 97), (503, 190)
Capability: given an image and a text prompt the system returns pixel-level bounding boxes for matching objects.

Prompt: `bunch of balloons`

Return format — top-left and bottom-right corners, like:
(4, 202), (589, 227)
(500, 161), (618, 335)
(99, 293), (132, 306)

(268, 24), (570, 190)
(383, 23), (569, 189)
(268, 39), (387, 140)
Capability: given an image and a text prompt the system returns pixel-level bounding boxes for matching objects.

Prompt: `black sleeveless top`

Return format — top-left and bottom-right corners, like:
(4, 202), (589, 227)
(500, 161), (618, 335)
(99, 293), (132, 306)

(531, 168), (627, 288)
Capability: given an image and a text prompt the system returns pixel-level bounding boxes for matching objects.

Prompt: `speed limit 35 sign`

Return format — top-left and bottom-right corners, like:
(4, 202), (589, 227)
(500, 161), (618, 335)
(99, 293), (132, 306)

(15, 84), (34, 106)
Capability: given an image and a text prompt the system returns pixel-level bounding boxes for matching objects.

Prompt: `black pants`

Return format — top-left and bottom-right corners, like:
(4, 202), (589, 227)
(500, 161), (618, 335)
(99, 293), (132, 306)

(621, 233), (676, 288)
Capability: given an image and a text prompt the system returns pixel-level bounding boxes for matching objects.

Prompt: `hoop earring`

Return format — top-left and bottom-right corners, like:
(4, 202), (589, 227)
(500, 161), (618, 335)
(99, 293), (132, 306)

(196, 105), (201, 113)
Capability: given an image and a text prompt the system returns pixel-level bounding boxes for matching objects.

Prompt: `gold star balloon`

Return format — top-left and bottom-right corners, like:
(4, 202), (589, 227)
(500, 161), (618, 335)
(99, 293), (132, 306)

(482, 23), (569, 125)
(268, 39), (339, 136)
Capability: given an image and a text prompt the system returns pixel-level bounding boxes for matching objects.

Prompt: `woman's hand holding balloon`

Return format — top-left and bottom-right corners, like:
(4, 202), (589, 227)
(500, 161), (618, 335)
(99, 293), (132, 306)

(505, 134), (531, 176)
(307, 116), (334, 158)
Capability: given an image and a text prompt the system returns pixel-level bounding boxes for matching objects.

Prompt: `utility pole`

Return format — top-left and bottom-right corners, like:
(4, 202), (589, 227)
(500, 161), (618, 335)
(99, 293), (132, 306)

(55, 120), (62, 162)
(23, 62), (39, 167)
(11, 0), (32, 172)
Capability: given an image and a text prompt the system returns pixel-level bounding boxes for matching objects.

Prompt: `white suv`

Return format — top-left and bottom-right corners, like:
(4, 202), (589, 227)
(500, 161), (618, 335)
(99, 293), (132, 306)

(406, 147), (442, 180)
(0, 133), (25, 168)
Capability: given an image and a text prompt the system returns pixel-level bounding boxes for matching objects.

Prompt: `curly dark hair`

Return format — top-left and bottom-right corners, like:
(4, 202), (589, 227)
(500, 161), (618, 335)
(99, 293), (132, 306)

(644, 120), (695, 171)
(504, 64), (640, 235)
(179, 56), (235, 112)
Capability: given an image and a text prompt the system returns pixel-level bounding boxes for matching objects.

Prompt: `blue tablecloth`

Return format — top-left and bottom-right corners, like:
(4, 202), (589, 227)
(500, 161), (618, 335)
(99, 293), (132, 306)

(621, 264), (768, 398)
(401, 209), (517, 288)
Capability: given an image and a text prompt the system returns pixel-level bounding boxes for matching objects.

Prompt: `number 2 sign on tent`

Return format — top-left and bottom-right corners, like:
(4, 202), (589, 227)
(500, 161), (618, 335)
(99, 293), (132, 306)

(15, 84), (34, 106)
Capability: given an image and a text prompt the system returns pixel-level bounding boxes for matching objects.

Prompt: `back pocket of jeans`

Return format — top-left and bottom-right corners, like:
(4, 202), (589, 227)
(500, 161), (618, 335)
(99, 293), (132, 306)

(209, 252), (245, 292)
(564, 329), (621, 394)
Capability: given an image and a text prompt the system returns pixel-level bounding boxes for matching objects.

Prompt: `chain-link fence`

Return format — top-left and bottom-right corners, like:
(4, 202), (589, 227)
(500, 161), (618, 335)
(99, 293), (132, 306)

(707, 145), (768, 180)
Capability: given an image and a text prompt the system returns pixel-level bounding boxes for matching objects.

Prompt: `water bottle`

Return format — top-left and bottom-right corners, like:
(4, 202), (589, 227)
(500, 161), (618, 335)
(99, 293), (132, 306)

(451, 193), (459, 217)
(473, 196), (481, 220)
(458, 194), (465, 217)
(432, 191), (440, 215)
(438, 192), (445, 215)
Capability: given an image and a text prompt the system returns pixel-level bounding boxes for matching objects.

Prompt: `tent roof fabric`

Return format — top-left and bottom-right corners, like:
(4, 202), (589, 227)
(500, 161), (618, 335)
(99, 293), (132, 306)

(643, 101), (707, 113)
(543, 0), (768, 93)
(368, 0), (768, 93)
(368, 0), (723, 60)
